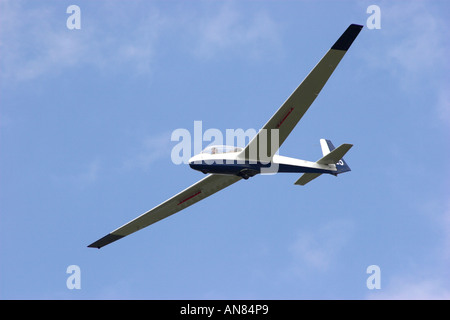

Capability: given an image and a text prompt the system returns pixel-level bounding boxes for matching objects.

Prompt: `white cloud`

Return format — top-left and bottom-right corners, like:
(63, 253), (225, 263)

(122, 131), (173, 172)
(366, 197), (450, 300)
(385, 3), (446, 78)
(187, 3), (282, 60)
(362, 1), (450, 125)
(362, 1), (448, 77)
(0, 1), (282, 82)
(437, 89), (450, 125)
(0, 1), (164, 82)
(51, 159), (101, 188)
(425, 198), (450, 260)
(443, 202), (450, 258)
(287, 220), (354, 275)
(368, 277), (450, 300)
(76, 160), (101, 185)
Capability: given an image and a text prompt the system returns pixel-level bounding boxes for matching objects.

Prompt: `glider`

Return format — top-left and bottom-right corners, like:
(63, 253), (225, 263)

(88, 24), (363, 249)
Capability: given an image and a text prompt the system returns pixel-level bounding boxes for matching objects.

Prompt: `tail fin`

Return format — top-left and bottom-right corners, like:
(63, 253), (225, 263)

(318, 139), (351, 174)
(294, 139), (352, 186)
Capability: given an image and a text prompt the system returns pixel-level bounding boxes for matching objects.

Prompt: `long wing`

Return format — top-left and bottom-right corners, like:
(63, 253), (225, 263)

(241, 24), (363, 161)
(88, 174), (241, 248)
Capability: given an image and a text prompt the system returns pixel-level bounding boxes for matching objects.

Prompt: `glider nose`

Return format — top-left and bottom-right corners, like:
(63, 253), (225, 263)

(188, 154), (205, 173)
(188, 154), (201, 165)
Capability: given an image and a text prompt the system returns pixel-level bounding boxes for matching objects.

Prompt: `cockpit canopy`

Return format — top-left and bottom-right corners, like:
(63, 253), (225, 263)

(201, 145), (243, 155)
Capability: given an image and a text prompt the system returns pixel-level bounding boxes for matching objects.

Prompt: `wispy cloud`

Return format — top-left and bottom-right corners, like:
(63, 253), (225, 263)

(0, 1), (165, 82)
(422, 198), (450, 260)
(51, 158), (101, 188)
(122, 131), (173, 172)
(368, 277), (450, 300)
(287, 220), (354, 275)
(362, 1), (450, 125)
(385, 4), (446, 78)
(366, 192), (450, 300)
(437, 89), (450, 125)
(188, 3), (282, 60)
(76, 160), (101, 185)
(1, 1), (282, 83)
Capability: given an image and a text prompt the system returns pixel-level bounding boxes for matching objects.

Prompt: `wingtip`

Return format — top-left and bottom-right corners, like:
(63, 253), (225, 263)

(88, 233), (124, 249)
(331, 24), (363, 51)
(350, 23), (364, 28)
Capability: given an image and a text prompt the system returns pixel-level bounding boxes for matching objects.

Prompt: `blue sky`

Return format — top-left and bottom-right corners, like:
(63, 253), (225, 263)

(1, 0), (449, 299)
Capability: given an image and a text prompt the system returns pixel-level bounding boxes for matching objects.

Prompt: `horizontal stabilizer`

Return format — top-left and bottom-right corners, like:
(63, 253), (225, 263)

(317, 143), (353, 165)
(294, 173), (322, 186)
(294, 140), (353, 186)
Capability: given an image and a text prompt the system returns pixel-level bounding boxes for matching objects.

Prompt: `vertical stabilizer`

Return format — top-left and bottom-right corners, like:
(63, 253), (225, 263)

(318, 139), (352, 174)
(320, 139), (332, 156)
(295, 139), (352, 185)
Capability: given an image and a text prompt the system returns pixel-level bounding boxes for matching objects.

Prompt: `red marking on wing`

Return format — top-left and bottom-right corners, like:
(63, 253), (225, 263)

(177, 191), (202, 205)
(276, 107), (294, 128)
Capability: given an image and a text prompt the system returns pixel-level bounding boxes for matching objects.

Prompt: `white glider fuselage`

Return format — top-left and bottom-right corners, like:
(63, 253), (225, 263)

(188, 146), (337, 179)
